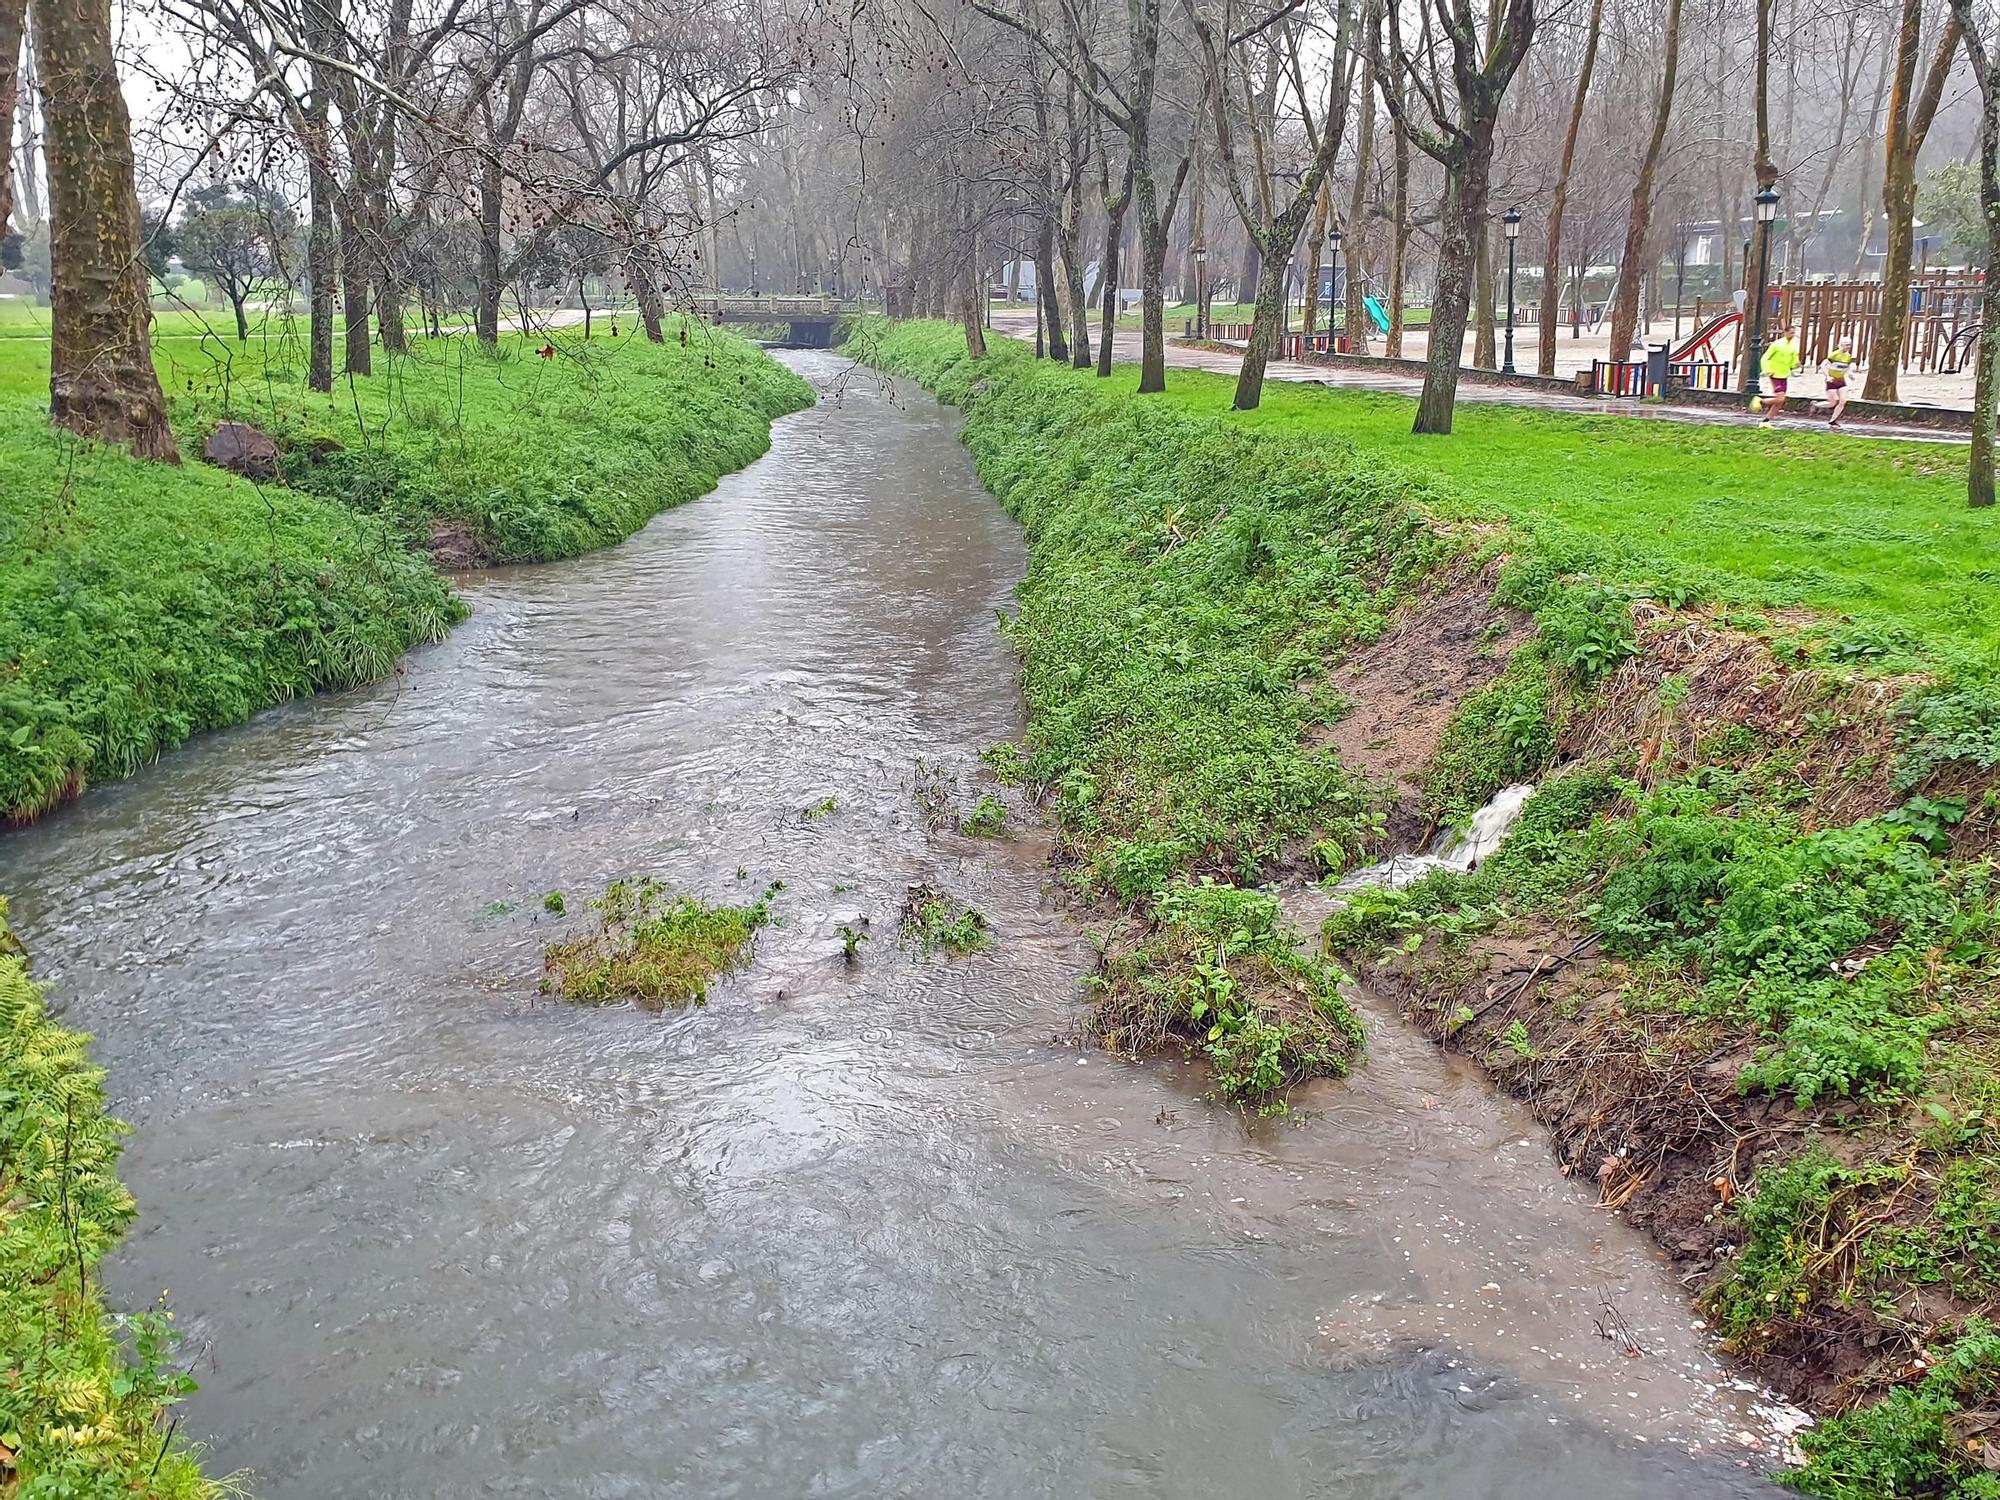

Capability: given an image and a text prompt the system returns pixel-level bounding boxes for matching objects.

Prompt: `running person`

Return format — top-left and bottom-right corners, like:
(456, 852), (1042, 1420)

(1821, 347), (1855, 426)
(1758, 330), (1801, 424)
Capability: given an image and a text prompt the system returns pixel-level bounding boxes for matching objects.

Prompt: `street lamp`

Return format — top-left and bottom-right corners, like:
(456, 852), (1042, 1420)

(748, 243), (758, 295)
(1502, 206), (1522, 373)
(1746, 185), (1780, 402)
(1194, 242), (1208, 337)
(1328, 223), (1343, 345)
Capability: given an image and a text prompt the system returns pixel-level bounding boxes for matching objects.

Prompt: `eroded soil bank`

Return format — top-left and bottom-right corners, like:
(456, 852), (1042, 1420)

(0, 352), (1790, 1497)
(858, 320), (1999, 1498)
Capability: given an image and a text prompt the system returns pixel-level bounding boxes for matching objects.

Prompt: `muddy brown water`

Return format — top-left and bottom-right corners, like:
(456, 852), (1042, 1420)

(0, 353), (1783, 1498)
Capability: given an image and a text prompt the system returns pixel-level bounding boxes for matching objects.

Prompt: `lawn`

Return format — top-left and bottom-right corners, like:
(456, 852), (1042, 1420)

(1128, 360), (1996, 666)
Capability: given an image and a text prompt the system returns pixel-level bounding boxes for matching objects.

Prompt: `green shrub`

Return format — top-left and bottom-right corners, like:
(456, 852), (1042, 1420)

(1786, 1323), (2000, 1500)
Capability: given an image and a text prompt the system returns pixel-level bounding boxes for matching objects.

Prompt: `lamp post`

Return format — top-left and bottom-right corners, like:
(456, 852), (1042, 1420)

(748, 243), (758, 296)
(1193, 242), (1208, 337)
(1502, 206), (1522, 373)
(1746, 185), (1780, 402)
(1328, 224), (1342, 346)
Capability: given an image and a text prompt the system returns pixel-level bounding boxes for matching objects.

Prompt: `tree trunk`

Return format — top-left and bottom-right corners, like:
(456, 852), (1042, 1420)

(1607, 0), (1684, 360)
(1540, 0), (1604, 374)
(1345, 24), (1377, 357)
(1059, 208), (1091, 368)
(306, 127), (335, 392)
(1414, 145), (1492, 435)
(339, 196), (372, 375)
(1302, 186), (1329, 336)
(1865, 3), (1962, 401)
(632, 259), (665, 342)
(1096, 194), (1127, 377)
(0, 0), (22, 235)
(1971, 255), (1999, 506)
(1035, 217), (1067, 361)
(1136, 173), (1169, 393)
(1386, 96), (1409, 357)
(1233, 227), (1292, 408)
(29, 0), (176, 460)
(475, 158), (503, 345)
(962, 258), (988, 358)
(1472, 219), (1496, 367)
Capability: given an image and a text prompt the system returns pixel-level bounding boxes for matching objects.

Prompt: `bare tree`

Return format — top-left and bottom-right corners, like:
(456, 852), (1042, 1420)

(1376, 0), (1539, 433)
(1188, 0), (1356, 408)
(1537, 0), (1600, 374)
(1606, 0), (1684, 359)
(1863, 0), (1961, 401)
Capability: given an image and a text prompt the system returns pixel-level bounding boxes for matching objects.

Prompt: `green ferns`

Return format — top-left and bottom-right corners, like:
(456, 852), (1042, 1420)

(0, 901), (218, 1498)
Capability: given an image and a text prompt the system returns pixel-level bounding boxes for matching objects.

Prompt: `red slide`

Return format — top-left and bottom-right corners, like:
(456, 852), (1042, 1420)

(1670, 310), (1740, 363)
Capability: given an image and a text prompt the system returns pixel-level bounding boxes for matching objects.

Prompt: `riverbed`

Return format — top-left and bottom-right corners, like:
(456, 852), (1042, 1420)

(0, 351), (1780, 1498)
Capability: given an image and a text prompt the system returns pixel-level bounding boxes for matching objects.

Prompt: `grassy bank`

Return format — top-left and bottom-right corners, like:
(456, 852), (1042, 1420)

(0, 901), (220, 1497)
(855, 320), (2000, 1492)
(0, 325), (811, 823)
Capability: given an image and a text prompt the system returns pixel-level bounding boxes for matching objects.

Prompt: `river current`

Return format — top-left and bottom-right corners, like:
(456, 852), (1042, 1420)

(0, 352), (1779, 1498)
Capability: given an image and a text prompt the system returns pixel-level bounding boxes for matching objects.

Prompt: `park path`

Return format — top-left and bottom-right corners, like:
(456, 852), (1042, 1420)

(991, 312), (1972, 447)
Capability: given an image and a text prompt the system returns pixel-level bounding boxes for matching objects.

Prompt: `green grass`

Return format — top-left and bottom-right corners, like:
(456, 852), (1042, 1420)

(541, 877), (777, 1007)
(0, 321), (811, 822)
(1141, 372), (1996, 667)
(0, 901), (220, 1499)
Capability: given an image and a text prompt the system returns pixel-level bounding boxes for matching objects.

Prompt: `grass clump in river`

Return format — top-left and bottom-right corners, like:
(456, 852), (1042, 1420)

(900, 885), (990, 955)
(542, 878), (777, 1007)
(1092, 877), (1360, 1108)
(0, 900), (220, 1499)
(959, 795), (1007, 837)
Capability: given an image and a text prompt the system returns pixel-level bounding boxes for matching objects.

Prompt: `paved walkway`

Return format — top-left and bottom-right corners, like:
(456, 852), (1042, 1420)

(992, 313), (1972, 447)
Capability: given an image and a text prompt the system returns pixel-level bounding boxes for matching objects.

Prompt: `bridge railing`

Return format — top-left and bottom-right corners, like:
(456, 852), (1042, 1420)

(703, 296), (866, 318)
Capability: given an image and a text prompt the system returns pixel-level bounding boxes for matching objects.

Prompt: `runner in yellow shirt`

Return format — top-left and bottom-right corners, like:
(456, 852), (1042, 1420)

(1758, 330), (1801, 425)
(1820, 347), (1855, 427)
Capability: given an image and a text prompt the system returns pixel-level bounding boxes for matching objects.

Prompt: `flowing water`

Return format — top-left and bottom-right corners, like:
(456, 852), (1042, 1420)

(0, 353), (1785, 1499)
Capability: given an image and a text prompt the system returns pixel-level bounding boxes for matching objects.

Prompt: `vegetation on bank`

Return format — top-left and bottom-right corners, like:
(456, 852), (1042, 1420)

(855, 320), (1999, 1491)
(542, 878), (778, 1007)
(159, 329), (812, 566)
(0, 326), (810, 824)
(0, 901), (220, 1499)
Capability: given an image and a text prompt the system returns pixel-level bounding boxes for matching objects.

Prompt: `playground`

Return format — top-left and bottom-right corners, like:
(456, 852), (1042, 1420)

(1187, 274), (1985, 410)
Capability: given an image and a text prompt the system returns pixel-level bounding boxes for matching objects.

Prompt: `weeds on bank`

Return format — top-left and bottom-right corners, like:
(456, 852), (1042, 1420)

(0, 900), (220, 1498)
(542, 878), (778, 1007)
(960, 795), (1007, 837)
(899, 885), (989, 955)
(1091, 878), (1361, 1108)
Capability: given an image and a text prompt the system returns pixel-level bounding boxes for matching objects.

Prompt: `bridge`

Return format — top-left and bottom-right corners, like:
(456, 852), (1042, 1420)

(701, 295), (868, 347)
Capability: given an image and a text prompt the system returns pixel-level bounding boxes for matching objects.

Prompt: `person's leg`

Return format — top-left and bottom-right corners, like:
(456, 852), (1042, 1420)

(1828, 384), (1847, 425)
(1769, 377), (1787, 419)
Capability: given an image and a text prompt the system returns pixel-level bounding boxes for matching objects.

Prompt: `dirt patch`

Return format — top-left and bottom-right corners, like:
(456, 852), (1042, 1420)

(427, 520), (486, 570)
(1310, 555), (1531, 794)
(1564, 605), (1913, 828)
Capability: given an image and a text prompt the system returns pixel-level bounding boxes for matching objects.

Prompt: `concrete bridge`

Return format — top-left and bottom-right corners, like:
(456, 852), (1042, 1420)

(703, 295), (867, 347)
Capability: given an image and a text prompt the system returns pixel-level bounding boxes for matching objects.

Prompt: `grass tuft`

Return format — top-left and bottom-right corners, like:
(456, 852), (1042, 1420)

(541, 878), (776, 1008)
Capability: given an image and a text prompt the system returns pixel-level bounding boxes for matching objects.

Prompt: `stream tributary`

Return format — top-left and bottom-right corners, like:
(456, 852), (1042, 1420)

(0, 352), (1784, 1498)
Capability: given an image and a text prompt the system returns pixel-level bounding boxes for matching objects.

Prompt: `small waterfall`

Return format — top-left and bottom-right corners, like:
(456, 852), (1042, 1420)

(1335, 783), (1538, 893)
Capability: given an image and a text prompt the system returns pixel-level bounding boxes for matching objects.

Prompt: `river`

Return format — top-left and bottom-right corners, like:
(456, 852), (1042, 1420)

(0, 352), (1780, 1498)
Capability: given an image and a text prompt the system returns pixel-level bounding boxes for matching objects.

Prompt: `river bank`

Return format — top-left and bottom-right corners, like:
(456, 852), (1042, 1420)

(853, 320), (2000, 1497)
(0, 327), (811, 825)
